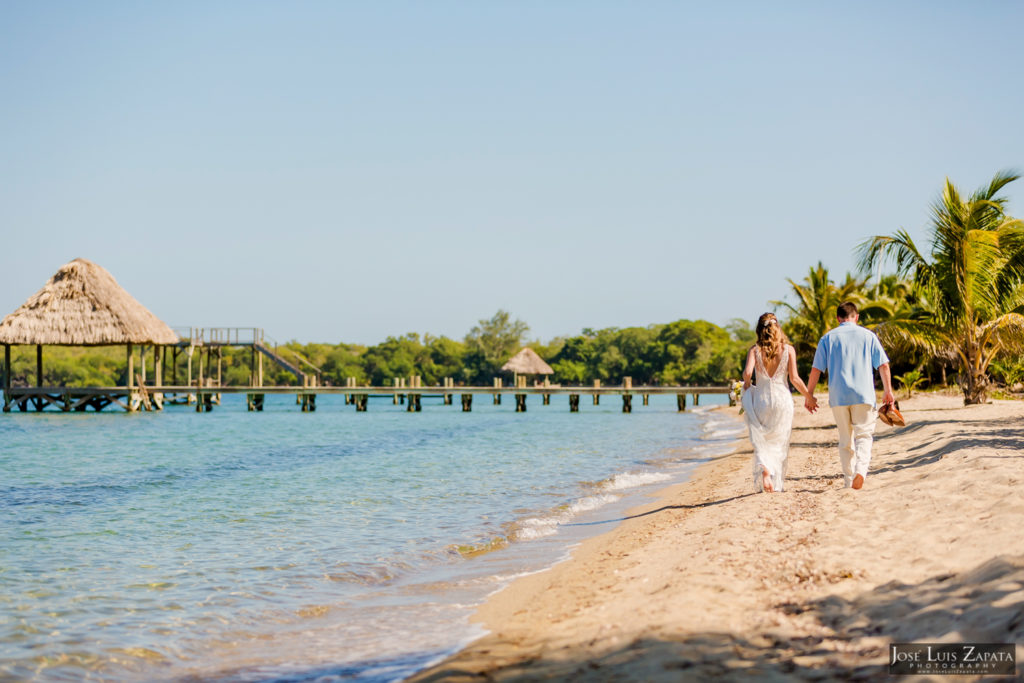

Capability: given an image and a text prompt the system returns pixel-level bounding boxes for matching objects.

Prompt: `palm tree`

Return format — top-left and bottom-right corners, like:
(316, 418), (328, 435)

(772, 262), (866, 356)
(858, 170), (1024, 404)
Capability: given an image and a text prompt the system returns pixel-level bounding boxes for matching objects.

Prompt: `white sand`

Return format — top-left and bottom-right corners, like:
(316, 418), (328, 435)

(411, 393), (1024, 681)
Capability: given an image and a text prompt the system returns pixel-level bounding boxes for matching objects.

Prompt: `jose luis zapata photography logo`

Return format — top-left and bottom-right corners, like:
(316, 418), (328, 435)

(889, 643), (1016, 675)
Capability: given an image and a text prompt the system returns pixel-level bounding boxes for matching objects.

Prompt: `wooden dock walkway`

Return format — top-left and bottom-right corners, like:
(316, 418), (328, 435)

(2, 383), (734, 413)
(2, 327), (738, 414)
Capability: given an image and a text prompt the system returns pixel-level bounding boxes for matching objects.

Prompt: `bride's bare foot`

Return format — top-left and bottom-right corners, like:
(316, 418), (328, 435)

(762, 467), (774, 493)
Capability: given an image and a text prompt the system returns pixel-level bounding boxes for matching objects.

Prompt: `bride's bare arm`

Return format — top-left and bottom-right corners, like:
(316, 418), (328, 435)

(787, 345), (812, 398)
(742, 347), (756, 390)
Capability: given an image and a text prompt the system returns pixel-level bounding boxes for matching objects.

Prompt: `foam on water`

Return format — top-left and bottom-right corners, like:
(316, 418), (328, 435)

(601, 470), (673, 491)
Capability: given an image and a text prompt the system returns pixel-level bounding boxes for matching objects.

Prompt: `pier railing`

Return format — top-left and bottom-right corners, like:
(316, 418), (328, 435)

(173, 327), (264, 346)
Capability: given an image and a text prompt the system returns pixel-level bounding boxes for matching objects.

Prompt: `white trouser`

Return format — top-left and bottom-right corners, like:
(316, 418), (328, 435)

(831, 404), (877, 487)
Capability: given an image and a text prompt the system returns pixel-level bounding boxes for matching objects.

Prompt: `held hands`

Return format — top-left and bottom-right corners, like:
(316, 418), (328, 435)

(804, 394), (819, 414)
(882, 389), (895, 407)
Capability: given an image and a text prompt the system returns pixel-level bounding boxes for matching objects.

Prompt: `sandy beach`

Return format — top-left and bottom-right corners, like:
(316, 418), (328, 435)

(412, 393), (1024, 681)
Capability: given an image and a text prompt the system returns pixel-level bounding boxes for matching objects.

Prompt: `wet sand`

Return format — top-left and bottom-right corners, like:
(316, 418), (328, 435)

(411, 393), (1024, 681)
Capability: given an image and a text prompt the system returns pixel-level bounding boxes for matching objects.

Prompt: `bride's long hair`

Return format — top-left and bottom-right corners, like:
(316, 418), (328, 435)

(755, 313), (788, 362)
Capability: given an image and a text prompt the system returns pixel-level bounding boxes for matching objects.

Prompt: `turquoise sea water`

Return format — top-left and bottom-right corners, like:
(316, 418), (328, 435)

(0, 393), (743, 682)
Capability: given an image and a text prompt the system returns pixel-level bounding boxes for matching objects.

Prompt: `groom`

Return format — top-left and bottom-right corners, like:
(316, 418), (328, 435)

(804, 302), (894, 490)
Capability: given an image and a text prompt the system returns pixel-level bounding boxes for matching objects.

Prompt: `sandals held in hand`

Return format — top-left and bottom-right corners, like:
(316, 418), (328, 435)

(878, 401), (906, 427)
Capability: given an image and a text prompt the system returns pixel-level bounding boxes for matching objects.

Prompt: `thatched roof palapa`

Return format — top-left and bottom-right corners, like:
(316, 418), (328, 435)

(501, 347), (554, 375)
(0, 258), (178, 345)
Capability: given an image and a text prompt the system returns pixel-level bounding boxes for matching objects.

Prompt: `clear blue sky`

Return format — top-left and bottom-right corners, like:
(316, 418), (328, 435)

(2, 2), (1022, 345)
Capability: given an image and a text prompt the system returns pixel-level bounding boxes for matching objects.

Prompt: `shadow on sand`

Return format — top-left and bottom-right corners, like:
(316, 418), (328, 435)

(404, 556), (1024, 682)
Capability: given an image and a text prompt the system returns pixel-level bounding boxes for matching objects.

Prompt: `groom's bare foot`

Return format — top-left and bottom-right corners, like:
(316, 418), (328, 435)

(762, 467), (774, 493)
(852, 474), (864, 490)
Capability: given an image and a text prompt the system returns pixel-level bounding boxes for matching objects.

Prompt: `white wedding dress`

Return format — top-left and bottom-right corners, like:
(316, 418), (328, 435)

(741, 345), (793, 492)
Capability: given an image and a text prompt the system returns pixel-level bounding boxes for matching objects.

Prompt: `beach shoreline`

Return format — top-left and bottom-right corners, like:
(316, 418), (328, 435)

(410, 392), (1024, 681)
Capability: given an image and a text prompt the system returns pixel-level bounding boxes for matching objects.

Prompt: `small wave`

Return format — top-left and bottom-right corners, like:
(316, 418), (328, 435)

(513, 517), (559, 540)
(600, 471), (672, 491)
(567, 493), (621, 514)
(510, 493), (621, 540)
(689, 442), (740, 458)
(703, 426), (746, 440)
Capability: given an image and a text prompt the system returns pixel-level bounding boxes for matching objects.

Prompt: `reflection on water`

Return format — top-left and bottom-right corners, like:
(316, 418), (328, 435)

(0, 393), (739, 681)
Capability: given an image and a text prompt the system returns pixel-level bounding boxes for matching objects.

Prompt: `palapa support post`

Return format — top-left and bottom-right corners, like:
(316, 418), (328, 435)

(140, 345), (147, 386)
(515, 394), (527, 412)
(692, 393), (700, 406)
(493, 377), (501, 405)
(677, 393), (687, 411)
(593, 379), (601, 405)
(3, 344), (11, 412)
(622, 394), (632, 413)
(407, 392), (421, 412)
(643, 394), (650, 406)
(569, 394), (580, 412)
(247, 393), (265, 411)
(444, 377), (453, 405)
(153, 346), (163, 410)
(203, 392), (214, 412)
(461, 394), (473, 412)
(127, 342), (135, 413)
(355, 394), (368, 412)
(33, 344), (45, 412)
(543, 393), (550, 405)
(543, 377), (551, 405)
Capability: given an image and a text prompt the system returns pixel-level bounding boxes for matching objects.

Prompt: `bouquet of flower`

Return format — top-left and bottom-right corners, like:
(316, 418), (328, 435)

(731, 380), (744, 414)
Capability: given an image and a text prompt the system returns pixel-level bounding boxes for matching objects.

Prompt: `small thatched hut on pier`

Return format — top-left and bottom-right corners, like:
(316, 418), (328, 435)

(501, 347), (554, 387)
(0, 258), (178, 412)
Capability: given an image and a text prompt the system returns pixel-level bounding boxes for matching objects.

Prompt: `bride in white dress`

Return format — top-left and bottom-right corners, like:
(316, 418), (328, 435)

(741, 313), (813, 493)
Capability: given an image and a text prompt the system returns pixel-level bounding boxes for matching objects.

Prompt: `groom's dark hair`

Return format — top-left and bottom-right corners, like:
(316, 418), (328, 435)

(837, 302), (859, 320)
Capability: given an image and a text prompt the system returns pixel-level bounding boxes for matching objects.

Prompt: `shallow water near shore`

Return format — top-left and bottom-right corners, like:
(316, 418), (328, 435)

(0, 392), (742, 681)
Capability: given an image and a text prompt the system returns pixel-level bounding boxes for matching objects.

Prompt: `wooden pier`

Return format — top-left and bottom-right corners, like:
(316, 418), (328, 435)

(3, 381), (734, 413)
(3, 327), (737, 414)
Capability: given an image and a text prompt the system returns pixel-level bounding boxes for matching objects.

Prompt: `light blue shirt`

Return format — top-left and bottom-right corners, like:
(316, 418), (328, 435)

(812, 322), (889, 407)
